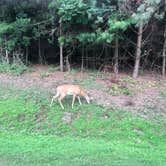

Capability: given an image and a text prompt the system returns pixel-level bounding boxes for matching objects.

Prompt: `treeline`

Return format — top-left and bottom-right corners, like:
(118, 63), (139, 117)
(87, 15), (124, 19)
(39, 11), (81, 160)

(0, 0), (165, 78)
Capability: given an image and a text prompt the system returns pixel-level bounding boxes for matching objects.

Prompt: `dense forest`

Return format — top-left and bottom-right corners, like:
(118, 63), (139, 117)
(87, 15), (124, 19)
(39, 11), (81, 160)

(0, 0), (165, 78)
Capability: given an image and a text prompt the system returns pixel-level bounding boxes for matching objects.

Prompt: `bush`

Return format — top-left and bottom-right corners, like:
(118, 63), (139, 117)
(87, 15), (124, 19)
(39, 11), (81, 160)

(0, 62), (28, 75)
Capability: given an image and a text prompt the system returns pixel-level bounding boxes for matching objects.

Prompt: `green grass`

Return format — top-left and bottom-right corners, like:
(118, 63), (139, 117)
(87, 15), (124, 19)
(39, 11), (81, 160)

(0, 85), (166, 165)
(0, 133), (165, 166)
(47, 65), (60, 73)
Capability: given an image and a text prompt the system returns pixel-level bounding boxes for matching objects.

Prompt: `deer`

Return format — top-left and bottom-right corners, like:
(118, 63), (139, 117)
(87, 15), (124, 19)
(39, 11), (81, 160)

(50, 84), (91, 109)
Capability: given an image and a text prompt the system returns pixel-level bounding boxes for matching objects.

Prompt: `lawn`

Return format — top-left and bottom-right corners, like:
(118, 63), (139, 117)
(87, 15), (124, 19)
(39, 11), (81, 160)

(0, 85), (165, 166)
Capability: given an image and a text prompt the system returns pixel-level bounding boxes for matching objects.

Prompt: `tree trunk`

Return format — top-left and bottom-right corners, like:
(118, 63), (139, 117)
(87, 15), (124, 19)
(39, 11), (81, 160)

(60, 45), (63, 72)
(162, 1), (166, 76)
(5, 49), (9, 63)
(133, 19), (143, 78)
(162, 26), (166, 76)
(59, 20), (63, 72)
(86, 46), (88, 68)
(0, 45), (3, 61)
(66, 55), (70, 72)
(5, 36), (9, 63)
(38, 37), (42, 64)
(113, 36), (119, 75)
(81, 46), (84, 72)
(25, 46), (28, 65)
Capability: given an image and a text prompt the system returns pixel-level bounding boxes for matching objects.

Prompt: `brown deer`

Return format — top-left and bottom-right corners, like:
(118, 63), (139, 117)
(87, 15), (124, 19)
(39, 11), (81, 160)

(50, 84), (90, 109)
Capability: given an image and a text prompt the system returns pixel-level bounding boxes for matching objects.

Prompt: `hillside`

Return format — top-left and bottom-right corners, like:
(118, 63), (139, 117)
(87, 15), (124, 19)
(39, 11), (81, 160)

(0, 66), (166, 165)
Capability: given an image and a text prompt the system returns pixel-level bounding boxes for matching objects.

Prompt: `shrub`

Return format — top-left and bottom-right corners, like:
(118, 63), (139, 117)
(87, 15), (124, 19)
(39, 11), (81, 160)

(0, 62), (28, 75)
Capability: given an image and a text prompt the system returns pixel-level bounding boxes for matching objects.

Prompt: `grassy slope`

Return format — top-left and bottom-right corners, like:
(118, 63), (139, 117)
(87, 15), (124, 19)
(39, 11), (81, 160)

(0, 86), (166, 166)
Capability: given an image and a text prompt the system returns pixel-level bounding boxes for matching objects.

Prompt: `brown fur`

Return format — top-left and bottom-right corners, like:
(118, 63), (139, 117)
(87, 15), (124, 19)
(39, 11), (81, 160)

(50, 84), (90, 109)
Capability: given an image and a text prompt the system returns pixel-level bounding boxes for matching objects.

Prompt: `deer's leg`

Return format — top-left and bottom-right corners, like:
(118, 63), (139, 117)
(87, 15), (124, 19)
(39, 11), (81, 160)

(77, 96), (82, 105)
(50, 92), (59, 107)
(72, 95), (76, 109)
(58, 95), (65, 109)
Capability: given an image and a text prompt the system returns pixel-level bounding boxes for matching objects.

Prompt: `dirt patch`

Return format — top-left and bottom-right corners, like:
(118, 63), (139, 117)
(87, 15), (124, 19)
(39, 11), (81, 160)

(61, 112), (72, 124)
(35, 111), (48, 123)
(17, 113), (26, 122)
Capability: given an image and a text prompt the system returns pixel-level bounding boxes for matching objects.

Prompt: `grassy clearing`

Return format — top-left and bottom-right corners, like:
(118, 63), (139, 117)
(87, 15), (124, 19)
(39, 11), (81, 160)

(0, 85), (166, 165)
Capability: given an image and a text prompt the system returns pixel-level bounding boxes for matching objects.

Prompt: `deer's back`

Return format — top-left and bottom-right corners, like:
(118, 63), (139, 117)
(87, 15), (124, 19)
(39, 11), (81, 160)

(57, 84), (83, 95)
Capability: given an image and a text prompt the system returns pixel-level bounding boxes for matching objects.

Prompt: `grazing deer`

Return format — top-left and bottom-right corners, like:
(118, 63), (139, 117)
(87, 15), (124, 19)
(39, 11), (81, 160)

(50, 84), (90, 109)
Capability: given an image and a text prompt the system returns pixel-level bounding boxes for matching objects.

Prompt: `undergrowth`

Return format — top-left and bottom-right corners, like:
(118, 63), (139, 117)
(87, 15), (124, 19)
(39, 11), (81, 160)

(0, 62), (28, 75)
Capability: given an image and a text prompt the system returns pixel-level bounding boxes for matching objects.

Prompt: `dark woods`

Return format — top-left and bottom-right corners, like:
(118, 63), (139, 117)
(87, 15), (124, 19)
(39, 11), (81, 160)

(0, 0), (165, 77)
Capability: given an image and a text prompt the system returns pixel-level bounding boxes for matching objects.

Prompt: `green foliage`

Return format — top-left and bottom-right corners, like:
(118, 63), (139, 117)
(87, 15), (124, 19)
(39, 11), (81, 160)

(0, 0), (164, 74)
(0, 17), (31, 50)
(0, 1), (52, 55)
(48, 0), (57, 9)
(132, 0), (160, 25)
(0, 17), (31, 51)
(56, 0), (118, 45)
(0, 22), (13, 35)
(108, 19), (131, 32)
(108, 83), (132, 96)
(58, 36), (65, 45)
(11, 17), (31, 47)
(96, 30), (114, 43)
(0, 62), (28, 75)
(48, 65), (60, 73)
(76, 32), (96, 44)
(39, 71), (50, 78)
(58, 35), (73, 45)
(57, 0), (89, 24)
(55, 0), (133, 48)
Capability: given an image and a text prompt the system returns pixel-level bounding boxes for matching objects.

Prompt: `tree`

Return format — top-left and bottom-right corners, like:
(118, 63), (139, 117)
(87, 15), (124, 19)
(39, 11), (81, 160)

(132, 19), (143, 78)
(0, 0), (165, 77)
(162, 25), (166, 76)
(132, 0), (161, 78)
(0, 0), (51, 64)
(108, 13), (131, 75)
(161, 0), (166, 76)
(56, 0), (92, 72)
